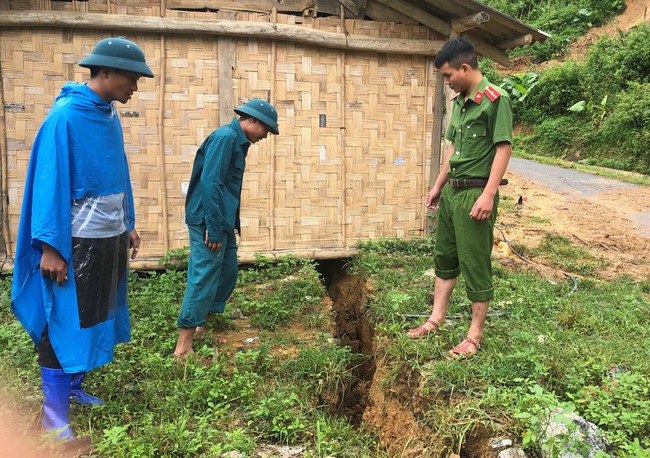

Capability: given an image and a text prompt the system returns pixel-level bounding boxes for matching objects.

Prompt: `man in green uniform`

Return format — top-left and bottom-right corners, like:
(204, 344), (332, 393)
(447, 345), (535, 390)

(173, 99), (279, 358)
(407, 37), (512, 358)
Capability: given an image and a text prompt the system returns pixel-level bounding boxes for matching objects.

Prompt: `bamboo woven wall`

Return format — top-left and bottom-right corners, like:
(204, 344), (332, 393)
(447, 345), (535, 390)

(1, 0), (439, 264)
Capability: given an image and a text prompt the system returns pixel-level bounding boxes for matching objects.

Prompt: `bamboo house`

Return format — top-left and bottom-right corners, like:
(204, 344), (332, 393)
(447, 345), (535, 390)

(0, 0), (547, 267)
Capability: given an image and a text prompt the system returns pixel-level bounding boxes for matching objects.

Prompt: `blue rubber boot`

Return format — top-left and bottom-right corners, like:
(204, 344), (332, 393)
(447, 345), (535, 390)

(71, 372), (104, 405)
(40, 367), (75, 440)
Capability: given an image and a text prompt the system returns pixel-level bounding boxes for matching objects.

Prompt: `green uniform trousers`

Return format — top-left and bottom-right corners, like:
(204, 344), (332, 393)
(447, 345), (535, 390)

(434, 184), (498, 302)
(177, 224), (238, 329)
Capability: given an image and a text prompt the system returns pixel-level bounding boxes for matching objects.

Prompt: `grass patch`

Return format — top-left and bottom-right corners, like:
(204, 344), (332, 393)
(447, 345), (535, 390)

(2, 231), (649, 456)
(527, 216), (551, 225)
(530, 233), (608, 276)
(347, 237), (650, 456)
(0, 257), (386, 457)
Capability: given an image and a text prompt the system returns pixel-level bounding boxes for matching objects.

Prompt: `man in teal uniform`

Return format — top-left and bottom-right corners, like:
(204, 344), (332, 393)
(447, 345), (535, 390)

(11, 37), (153, 441)
(407, 37), (512, 358)
(173, 99), (279, 358)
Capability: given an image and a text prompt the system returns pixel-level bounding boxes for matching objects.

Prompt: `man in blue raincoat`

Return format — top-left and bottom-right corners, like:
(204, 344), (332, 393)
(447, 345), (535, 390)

(11, 37), (154, 441)
(173, 99), (279, 358)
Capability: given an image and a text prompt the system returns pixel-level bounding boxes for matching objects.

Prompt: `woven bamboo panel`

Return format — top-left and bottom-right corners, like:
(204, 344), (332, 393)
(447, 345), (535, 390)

(1, 7), (438, 262)
(162, 34), (221, 249)
(1, 28), (163, 256)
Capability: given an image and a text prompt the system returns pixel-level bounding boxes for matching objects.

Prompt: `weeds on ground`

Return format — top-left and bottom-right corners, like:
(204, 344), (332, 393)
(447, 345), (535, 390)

(531, 233), (608, 276)
(348, 235), (650, 456)
(0, 255), (386, 457)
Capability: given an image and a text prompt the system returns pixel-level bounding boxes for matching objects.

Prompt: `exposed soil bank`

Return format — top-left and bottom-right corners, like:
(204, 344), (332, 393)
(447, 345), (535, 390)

(321, 263), (494, 457)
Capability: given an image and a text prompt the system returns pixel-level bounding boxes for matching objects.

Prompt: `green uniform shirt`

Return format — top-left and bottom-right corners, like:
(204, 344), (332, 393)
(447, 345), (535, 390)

(185, 118), (250, 244)
(445, 77), (512, 179)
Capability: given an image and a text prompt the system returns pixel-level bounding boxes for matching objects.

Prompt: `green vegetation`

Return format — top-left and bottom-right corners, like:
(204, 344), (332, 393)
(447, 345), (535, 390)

(483, 0), (625, 62)
(483, 23), (650, 175)
(530, 233), (608, 277)
(2, 216), (650, 456)
(348, 237), (650, 456)
(480, 0), (650, 176)
(0, 259), (384, 457)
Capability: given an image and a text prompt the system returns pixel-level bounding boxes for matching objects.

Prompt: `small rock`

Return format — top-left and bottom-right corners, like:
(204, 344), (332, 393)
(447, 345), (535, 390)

(230, 308), (246, 320)
(542, 409), (609, 458)
(498, 447), (527, 458)
(256, 444), (306, 457)
(608, 365), (628, 381)
(423, 268), (436, 278)
(221, 452), (243, 458)
(244, 337), (257, 344)
(490, 438), (513, 449)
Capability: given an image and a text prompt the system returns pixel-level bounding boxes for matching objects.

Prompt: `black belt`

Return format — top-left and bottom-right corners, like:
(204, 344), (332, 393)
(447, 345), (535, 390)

(447, 177), (508, 188)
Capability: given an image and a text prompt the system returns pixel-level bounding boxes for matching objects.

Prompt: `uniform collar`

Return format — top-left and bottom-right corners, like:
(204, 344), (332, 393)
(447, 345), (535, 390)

(230, 117), (251, 147)
(464, 77), (490, 104)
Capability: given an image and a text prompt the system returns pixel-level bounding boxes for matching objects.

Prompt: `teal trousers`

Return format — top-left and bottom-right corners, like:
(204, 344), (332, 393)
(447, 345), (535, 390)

(177, 225), (238, 329)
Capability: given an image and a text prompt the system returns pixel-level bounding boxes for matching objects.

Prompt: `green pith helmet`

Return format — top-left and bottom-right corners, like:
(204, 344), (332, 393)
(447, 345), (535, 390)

(234, 99), (279, 135)
(79, 37), (154, 78)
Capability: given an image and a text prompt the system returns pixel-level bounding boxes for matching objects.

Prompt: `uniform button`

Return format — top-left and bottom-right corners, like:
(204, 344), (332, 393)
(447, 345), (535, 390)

(473, 134), (477, 138)
(458, 129), (461, 133)
(462, 108), (466, 112)
(455, 151), (460, 155)
(467, 125), (471, 129)
(452, 167), (456, 172)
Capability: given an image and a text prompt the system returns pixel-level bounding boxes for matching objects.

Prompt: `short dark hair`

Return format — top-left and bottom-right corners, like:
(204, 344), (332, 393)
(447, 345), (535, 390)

(89, 66), (101, 78)
(434, 36), (478, 70)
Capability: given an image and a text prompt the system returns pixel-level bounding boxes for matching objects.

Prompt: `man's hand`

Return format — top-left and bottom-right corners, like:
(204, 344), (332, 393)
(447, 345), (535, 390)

(424, 186), (442, 210)
(470, 193), (495, 220)
(204, 230), (222, 253)
(129, 229), (141, 260)
(40, 243), (68, 287)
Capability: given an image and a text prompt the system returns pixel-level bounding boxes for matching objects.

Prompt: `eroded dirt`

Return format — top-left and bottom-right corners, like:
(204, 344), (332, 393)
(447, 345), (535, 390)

(496, 171), (650, 282)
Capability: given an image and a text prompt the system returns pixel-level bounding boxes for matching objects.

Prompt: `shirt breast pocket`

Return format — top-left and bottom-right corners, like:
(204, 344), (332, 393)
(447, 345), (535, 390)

(467, 125), (487, 140)
(228, 155), (245, 184)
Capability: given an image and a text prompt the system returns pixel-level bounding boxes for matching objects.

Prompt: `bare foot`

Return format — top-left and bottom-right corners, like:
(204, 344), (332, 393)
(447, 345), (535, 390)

(173, 328), (195, 358)
(172, 349), (194, 361)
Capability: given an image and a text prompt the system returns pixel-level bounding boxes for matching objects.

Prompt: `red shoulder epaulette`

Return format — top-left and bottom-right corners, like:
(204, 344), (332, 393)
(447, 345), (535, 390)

(472, 91), (483, 103)
(483, 86), (501, 102)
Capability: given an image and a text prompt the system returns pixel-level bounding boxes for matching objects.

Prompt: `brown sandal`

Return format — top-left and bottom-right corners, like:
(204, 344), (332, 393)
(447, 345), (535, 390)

(449, 336), (482, 359)
(406, 319), (440, 339)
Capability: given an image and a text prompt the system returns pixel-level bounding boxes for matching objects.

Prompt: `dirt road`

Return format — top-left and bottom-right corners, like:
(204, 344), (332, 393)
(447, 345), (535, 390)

(497, 157), (650, 281)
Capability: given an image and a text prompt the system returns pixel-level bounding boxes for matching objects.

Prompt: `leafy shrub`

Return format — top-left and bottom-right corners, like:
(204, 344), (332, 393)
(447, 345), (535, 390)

(583, 82), (650, 173)
(533, 116), (591, 155)
(482, 0), (625, 61)
(521, 61), (588, 123)
(247, 391), (307, 442)
(513, 384), (579, 456)
(513, 25), (650, 174)
(584, 25), (650, 96)
(158, 246), (190, 270)
(282, 342), (365, 397)
(571, 372), (650, 451)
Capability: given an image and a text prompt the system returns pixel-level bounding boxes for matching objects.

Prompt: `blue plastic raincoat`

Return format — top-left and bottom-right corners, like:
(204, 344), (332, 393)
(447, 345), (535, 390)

(11, 82), (134, 373)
